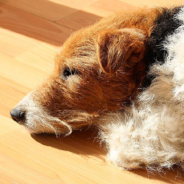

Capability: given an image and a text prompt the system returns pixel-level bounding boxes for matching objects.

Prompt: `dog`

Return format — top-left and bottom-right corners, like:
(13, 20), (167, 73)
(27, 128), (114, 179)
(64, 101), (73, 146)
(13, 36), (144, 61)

(10, 6), (184, 170)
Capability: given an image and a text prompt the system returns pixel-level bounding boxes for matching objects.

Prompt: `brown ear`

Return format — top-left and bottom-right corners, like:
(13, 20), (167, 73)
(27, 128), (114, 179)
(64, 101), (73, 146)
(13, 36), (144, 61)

(97, 28), (145, 74)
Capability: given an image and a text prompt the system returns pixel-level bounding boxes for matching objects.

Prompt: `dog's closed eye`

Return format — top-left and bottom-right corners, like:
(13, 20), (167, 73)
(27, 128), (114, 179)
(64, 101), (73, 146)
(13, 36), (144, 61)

(63, 67), (80, 78)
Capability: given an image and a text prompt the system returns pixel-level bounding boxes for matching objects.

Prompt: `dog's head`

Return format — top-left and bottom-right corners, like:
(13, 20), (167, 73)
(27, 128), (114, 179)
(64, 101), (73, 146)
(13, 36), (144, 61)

(10, 25), (146, 135)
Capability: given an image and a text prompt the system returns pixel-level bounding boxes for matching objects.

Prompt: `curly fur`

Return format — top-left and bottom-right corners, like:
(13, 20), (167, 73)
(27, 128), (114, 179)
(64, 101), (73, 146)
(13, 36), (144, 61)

(98, 7), (184, 170)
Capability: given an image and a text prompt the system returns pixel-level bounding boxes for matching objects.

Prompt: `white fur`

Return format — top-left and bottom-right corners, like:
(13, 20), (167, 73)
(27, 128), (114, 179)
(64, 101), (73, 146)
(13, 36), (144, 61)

(99, 8), (184, 170)
(15, 92), (72, 136)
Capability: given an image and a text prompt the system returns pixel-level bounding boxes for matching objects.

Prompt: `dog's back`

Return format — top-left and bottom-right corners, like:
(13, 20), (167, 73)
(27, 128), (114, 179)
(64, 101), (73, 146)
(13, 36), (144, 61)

(99, 6), (184, 170)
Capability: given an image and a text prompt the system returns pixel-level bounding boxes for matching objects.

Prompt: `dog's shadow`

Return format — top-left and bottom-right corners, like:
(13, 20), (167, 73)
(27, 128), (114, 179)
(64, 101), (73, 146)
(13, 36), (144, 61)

(32, 127), (105, 157)
(32, 128), (184, 184)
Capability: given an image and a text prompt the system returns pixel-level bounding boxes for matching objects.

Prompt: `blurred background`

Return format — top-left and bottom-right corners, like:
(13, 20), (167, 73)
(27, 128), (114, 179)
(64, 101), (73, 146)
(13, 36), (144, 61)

(0, 0), (184, 183)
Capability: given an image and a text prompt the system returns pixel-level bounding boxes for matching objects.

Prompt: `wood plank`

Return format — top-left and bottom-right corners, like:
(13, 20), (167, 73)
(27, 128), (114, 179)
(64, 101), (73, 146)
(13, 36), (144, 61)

(57, 10), (102, 30)
(91, 0), (137, 13)
(0, 53), (47, 90)
(84, 5), (112, 17)
(0, 4), (74, 57)
(0, 115), (20, 136)
(15, 43), (58, 73)
(56, 0), (137, 30)
(0, 0), (98, 21)
(119, 0), (183, 7)
(0, 26), (40, 58)
(0, 76), (29, 117)
(0, 121), (183, 184)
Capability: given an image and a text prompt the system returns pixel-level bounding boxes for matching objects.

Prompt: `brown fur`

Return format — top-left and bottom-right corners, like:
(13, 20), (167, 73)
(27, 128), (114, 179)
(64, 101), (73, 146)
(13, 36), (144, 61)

(25, 8), (164, 133)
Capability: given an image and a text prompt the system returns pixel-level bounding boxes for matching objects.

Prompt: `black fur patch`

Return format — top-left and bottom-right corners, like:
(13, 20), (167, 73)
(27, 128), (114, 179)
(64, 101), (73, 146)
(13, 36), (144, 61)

(143, 6), (183, 88)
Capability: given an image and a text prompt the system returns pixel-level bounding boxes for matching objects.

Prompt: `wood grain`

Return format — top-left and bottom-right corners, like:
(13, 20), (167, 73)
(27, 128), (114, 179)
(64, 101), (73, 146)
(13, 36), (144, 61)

(0, 0), (184, 183)
(0, 0), (98, 21)
(119, 0), (183, 7)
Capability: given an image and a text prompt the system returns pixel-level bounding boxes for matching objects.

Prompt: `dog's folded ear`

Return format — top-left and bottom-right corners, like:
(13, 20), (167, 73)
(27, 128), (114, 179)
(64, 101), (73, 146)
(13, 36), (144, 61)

(97, 28), (146, 74)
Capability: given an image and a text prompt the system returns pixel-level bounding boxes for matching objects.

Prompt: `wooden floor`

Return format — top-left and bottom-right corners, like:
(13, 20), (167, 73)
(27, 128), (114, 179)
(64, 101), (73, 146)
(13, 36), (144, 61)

(1, 0), (184, 183)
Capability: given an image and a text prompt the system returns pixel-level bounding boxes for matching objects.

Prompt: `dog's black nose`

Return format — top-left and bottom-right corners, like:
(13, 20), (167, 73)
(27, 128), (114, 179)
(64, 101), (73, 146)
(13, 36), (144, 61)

(10, 108), (25, 123)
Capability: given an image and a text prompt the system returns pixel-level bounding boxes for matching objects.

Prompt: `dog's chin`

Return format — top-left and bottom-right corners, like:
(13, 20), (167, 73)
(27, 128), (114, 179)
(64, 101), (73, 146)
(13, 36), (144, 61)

(22, 119), (71, 136)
